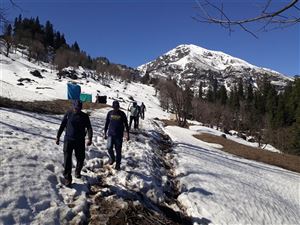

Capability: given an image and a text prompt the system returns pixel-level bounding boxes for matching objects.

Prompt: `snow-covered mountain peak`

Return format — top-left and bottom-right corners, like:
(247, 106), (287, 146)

(169, 43), (258, 70)
(138, 44), (292, 90)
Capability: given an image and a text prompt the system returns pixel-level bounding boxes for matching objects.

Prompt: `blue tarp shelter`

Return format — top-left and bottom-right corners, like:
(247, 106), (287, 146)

(67, 83), (81, 100)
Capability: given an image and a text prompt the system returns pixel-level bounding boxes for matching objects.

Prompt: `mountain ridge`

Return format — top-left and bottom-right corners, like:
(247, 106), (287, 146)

(138, 44), (292, 90)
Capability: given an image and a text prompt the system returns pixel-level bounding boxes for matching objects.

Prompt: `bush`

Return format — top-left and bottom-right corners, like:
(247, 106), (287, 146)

(30, 70), (43, 78)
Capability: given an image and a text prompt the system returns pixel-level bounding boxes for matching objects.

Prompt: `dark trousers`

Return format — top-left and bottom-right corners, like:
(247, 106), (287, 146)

(140, 111), (145, 119)
(129, 116), (138, 129)
(63, 140), (85, 180)
(107, 136), (123, 166)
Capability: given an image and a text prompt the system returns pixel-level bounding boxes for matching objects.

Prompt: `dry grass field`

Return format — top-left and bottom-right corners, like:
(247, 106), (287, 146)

(194, 133), (300, 174)
(0, 97), (109, 114)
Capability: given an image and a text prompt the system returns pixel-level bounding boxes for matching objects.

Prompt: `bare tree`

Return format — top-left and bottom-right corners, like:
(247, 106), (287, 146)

(29, 40), (46, 63)
(2, 23), (13, 56)
(157, 79), (193, 127)
(54, 47), (69, 71)
(0, 1), (21, 27)
(193, 0), (300, 38)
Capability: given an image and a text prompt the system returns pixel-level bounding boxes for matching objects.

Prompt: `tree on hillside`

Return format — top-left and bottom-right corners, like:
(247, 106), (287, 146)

(71, 41), (80, 52)
(198, 81), (204, 99)
(157, 79), (194, 127)
(237, 79), (244, 101)
(96, 59), (110, 85)
(53, 31), (67, 49)
(44, 21), (54, 47)
(54, 47), (69, 71)
(141, 70), (150, 84)
(2, 23), (13, 57)
(246, 81), (254, 103)
(29, 40), (45, 63)
(218, 85), (227, 105)
(193, 0), (300, 38)
(206, 86), (214, 102)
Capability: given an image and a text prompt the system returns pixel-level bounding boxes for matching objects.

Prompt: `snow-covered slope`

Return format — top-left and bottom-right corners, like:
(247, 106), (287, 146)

(138, 44), (293, 90)
(0, 107), (172, 224)
(163, 125), (300, 225)
(1, 49), (299, 225)
(0, 50), (166, 120)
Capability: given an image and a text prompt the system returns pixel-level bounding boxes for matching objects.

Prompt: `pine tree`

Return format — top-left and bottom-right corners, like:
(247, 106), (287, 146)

(254, 90), (264, 114)
(54, 32), (60, 49)
(198, 81), (203, 99)
(291, 105), (300, 154)
(206, 86), (214, 103)
(61, 34), (67, 47)
(266, 84), (278, 128)
(274, 94), (286, 128)
(44, 21), (54, 47)
(237, 79), (244, 101)
(71, 41), (80, 52)
(218, 85), (227, 105)
(13, 17), (19, 33)
(4, 23), (12, 36)
(34, 16), (41, 33)
(246, 82), (254, 103)
(229, 85), (240, 110)
(182, 83), (194, 125)
(212, 77), (218, 101)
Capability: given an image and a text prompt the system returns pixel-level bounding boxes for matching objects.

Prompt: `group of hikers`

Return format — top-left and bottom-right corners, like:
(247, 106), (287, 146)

(56, 99), (146, 186)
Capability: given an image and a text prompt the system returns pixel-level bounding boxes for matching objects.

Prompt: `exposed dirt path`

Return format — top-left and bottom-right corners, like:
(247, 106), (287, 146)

(86, 120), (196, 225)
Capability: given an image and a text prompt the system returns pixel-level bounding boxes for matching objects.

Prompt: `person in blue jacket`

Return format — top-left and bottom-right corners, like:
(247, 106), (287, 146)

(104, 100), (130, 170)
(56, 100), (93, 186)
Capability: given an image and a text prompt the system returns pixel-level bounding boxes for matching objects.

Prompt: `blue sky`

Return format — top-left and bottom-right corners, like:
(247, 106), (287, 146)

(2, 0), (299, 76)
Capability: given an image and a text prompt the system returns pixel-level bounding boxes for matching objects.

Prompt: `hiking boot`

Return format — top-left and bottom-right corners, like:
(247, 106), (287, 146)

(64, 178), (72, 187)
(75, 173), (81, 178)
(109, 159), (115, 165)
(115, 164), (120, 170)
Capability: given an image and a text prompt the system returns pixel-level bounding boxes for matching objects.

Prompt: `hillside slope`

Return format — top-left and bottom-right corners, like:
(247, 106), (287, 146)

(1, 51), (299, 225)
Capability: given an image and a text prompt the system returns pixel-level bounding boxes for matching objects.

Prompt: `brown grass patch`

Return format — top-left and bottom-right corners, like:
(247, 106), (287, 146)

(194, 133), (300, 174)
(0, 97), (109, 114)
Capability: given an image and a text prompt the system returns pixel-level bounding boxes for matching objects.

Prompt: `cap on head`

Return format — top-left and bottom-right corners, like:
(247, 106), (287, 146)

(72, 99), (82, 110)
(112, 100), (120, 109)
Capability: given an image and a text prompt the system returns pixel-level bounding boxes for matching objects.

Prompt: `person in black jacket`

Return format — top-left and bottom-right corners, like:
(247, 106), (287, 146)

(104, 100), (129, 170)
(140, 102), (146, 120)
(56, 100), (93, 186)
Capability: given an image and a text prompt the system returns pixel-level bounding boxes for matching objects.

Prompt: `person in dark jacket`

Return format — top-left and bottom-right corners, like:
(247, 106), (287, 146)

(140, 102), (146, 120)
(104, 100), (129, 170)
(56, 100), (93, 186)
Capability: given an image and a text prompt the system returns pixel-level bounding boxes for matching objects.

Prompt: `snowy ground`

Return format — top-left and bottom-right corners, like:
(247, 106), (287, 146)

(163, 125), (300, 225)
(1, 49), (300, 225)
(0, 107), (171, 224)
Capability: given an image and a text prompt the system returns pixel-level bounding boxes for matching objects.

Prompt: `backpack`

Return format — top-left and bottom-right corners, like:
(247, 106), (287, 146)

(130, 106), (139, 117)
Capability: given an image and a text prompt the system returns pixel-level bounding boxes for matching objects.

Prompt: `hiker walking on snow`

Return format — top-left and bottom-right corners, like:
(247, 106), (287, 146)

(56, 100), (93, 186)
(140, 102), (146, 120)
(104, 100), (130, 170)
(128, 101), (140, 130)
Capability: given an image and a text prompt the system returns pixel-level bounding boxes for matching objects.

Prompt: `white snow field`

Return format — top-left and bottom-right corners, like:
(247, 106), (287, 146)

(1, 50), (300, 224)
(163, 125), (300, 225)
